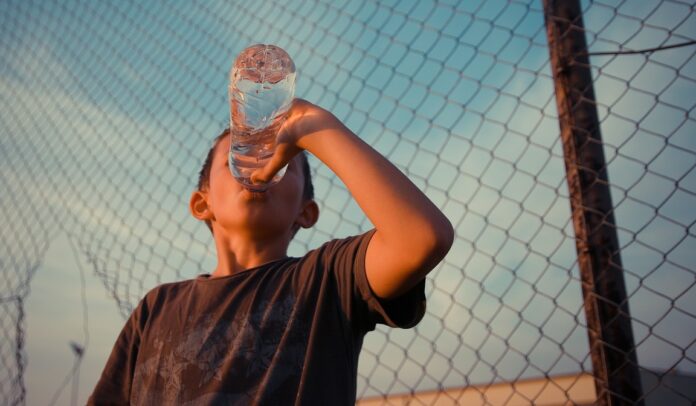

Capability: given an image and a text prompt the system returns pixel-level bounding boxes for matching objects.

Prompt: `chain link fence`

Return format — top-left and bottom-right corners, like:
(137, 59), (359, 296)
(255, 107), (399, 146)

(1, 0), (694, 404)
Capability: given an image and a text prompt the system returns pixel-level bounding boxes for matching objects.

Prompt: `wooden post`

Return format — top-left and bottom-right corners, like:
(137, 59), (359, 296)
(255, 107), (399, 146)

(542, 1), (644, 404)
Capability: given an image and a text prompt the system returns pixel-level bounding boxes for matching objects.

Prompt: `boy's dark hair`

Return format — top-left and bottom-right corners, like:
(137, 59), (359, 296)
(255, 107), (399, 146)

(196, 128), (314, 233)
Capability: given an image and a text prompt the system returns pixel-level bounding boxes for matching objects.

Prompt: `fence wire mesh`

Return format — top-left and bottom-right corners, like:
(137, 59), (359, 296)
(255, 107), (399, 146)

(0, 0), (694, 404)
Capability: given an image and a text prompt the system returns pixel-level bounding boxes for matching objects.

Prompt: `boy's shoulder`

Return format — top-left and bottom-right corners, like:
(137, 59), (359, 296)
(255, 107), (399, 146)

(139, 278), (197, 307)
(151, 278), (196, 293)
(309, 229), (377, 262)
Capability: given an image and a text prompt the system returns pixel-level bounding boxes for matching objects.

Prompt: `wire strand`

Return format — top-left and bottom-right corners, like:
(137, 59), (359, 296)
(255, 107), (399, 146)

(585, 39), (696, 56)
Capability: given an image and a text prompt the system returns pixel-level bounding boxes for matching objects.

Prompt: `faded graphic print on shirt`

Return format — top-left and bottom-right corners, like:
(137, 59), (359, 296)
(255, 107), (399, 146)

(131, 294), (308, 405)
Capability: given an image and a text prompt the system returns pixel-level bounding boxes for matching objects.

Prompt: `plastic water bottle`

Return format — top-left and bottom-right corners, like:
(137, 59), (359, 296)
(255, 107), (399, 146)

(228, 44), (296, 191)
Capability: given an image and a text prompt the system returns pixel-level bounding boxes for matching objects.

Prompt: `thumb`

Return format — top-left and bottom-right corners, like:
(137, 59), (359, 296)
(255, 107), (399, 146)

(250, 142), (299, 184)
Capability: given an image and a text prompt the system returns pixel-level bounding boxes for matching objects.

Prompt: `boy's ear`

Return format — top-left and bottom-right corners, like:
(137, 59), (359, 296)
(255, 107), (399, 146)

(295, 199), (319, 229)
(189, 190), (213, 222)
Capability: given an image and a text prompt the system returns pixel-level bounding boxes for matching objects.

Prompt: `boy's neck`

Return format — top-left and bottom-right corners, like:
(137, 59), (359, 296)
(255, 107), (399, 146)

(210, 229), (290, 278)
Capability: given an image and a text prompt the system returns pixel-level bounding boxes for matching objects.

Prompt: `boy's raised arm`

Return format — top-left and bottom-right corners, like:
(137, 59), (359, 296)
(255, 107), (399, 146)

(253, 99), (454, 300)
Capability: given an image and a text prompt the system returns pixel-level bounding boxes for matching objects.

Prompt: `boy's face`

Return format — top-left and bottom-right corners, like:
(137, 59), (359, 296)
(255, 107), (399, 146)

(201, 133), (314, 240)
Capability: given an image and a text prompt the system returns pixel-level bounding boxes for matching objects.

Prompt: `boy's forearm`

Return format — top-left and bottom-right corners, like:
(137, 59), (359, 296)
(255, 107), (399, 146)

(299, 121), (447, 238)
(299, 115), (454, 298)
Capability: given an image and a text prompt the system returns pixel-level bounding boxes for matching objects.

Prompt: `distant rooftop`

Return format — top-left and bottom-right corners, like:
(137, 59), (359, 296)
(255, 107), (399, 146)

(357, 370), (696, 405)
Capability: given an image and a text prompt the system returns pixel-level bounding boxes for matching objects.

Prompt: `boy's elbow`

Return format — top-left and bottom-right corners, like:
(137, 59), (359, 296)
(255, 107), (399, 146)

(419, 216), (454, 265)
(431, 217), (455, 259)
(369, 217), (454, 299)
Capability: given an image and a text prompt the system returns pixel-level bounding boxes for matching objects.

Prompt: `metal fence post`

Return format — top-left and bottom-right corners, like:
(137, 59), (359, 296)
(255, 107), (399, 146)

(542, 1), (644, 404)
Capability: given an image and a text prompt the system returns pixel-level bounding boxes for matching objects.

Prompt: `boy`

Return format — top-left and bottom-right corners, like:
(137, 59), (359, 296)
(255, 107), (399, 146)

(88, 99), (453, 405)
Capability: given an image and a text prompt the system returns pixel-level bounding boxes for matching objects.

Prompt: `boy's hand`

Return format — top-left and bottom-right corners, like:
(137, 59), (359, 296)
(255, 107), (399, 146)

(255, 98), (454, 300)
(250, 99), (341, 185)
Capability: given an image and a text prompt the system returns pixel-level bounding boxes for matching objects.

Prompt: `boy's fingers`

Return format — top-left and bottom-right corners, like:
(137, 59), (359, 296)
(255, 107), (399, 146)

(250, 142), (296, 184)
(249, 107), (304, 184)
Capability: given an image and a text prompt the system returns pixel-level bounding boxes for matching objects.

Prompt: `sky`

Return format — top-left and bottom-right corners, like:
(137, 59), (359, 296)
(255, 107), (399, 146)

(1, 0), (695, 404)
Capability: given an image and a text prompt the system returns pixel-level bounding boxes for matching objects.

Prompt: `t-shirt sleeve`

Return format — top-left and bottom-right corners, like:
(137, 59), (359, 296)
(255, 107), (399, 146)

(87, 298), (148, 405)
(320, 229), (426, 332)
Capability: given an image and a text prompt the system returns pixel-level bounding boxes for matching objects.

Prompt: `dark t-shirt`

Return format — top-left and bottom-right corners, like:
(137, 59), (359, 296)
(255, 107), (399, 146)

(88, 230), (426, 405)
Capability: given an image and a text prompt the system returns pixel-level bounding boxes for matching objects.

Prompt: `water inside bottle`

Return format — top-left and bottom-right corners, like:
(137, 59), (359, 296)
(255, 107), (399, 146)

(230, 74), (295, 133)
